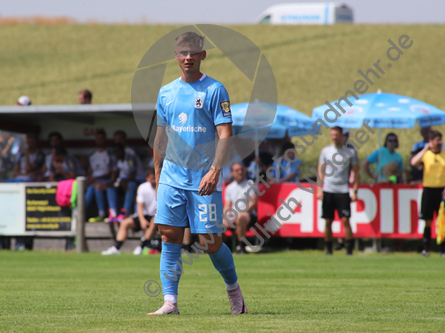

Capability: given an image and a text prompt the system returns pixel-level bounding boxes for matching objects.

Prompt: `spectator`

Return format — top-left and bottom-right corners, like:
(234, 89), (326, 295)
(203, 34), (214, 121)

(0, 132), (19, 179)
(85, 130), (113, 222)
(106, 143), (138, 221)
(363, 133), (403, 182)
(317, 126), (359, 255)
(411, 130), (445, 257)
(102, 169), (157, 255)
(335, 128), (354, 251)
(15, 95), (31, 106)
(410, 126), (431, 186)
(5, 133), (45, 182)
(270, 141), (301, 183)
(113, 130), (145, 183)
(49, 146), (78, 181)
(78, 89), (92, 104)
(223, 163), (258, 254)
(379, 162), (400, 184)
(41, 132), (63, 180)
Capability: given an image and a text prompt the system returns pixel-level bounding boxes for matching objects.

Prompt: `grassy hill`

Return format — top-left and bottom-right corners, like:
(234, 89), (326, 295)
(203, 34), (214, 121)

(1, 23), (445, 179)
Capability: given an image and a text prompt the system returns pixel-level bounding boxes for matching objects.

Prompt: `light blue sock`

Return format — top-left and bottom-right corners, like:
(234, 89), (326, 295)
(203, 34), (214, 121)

(209, 243), (238, 285)
(85, 185), (95, 207)
(94, 189), (106, 217)
(160, 242), (182, 296)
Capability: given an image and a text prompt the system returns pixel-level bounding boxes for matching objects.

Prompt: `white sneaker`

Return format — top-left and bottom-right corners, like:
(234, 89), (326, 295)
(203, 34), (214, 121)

(133, 246), (143, 255)
(101, 246), (121, 255)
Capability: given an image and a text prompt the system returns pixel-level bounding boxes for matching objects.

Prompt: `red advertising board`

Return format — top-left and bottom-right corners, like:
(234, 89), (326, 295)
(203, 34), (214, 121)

(251, 183), (430, 239)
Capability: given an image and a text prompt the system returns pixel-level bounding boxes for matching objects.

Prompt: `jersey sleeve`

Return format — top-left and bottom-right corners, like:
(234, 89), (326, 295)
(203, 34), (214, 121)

(366, 149), (379, 163)
(156, 89), (167, 127)
(136, 185), (144, 203)
(211, 86), (232, 126)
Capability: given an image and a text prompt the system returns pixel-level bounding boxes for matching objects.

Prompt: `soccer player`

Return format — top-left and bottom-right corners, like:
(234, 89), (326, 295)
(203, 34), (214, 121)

(85, 130), (113, 222)
(411, 130), (445, 257)
(223, 163), (258, 254)
(148, 31), (247, 315)
(317, 126), (359, 255)
(102, 169), (158, 255)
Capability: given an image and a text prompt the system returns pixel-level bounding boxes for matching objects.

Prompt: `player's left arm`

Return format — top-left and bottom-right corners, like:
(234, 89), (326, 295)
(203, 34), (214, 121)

(198, 123), (232, 196)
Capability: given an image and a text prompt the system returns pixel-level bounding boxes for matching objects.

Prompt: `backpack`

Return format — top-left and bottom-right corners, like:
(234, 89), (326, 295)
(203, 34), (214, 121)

(56, 179), (76, 207)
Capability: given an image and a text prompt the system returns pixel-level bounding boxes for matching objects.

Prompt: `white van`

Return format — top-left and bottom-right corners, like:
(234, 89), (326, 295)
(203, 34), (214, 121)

(255, 2), (353, 25)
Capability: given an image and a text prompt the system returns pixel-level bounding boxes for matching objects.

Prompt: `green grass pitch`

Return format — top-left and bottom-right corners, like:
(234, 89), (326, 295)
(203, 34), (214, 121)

(1, 250), (445, 332)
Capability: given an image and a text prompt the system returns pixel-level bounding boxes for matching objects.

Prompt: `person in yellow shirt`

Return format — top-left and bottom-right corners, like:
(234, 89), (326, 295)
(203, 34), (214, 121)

(411, 130), (445, 257)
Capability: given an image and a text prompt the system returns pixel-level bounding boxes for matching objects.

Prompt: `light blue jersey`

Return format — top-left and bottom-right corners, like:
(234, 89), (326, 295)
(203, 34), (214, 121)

(157, 74), (232, 191)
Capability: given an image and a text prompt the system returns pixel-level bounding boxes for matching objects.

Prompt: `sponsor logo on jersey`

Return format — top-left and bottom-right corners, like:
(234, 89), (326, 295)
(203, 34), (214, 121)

(220, 101), (231, 117)
(195, 97), (203, 109)
(170, 125), (207, 133)
(179, 112), (187, 124)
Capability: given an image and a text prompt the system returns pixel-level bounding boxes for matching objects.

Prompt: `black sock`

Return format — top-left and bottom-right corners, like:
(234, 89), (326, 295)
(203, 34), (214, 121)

(141, 239), (151, 249)
(423, 227), (431, 252)
(115, 241), (123, 250)
(237, 240), (245, 249)
(346, 240), (354, 254)
(326, 241), (333, 253)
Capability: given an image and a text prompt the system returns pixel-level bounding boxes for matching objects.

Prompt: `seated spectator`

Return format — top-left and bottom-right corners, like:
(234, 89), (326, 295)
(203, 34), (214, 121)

(102, 169), (157, 255)
(49, 147), (78, 181)
(85, 130), (113, 222)
(223, 163), (258, 254)
(78, 89), (92, 104)
(363, 133), (403, 182)
(15, 95), (31, 106)
(270, 141), (301, 183)
(106, 143), (138, 222)
(5, 133), (45, 183)
(41, 132), (63, 180)
(113, 130), (145, 183)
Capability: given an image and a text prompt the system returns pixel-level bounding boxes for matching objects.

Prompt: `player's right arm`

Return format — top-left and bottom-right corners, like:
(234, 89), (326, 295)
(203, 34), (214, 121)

(153, 125), (167, 197)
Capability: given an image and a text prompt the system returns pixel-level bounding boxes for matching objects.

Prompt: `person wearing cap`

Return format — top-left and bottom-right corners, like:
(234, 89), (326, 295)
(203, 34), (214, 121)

(15, 96), (31, 106)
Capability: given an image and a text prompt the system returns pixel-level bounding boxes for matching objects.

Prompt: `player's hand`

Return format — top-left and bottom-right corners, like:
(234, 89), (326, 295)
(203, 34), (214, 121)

(317, 190), (323, 201)
(199, 169), (220, 196)
(350, 192), (357, 202)
(140, 218), (149, 229)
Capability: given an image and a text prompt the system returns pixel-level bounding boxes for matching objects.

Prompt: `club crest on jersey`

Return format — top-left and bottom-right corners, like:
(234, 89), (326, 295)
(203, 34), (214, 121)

(179, 112), (187, 124)
(195, 97), (203, 109)
(220, 101), (231, 117)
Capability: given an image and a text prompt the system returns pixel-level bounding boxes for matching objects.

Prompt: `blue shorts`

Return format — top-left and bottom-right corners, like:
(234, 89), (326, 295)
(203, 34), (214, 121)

(155, 183), (223, 234)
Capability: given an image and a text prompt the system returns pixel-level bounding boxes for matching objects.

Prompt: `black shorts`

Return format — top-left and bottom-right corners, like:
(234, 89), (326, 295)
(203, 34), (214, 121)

(420, 187), (444, 220)
(322, 192), (351, 219)
(248, 211), (258, 228)
(131, 214), (153, 232)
